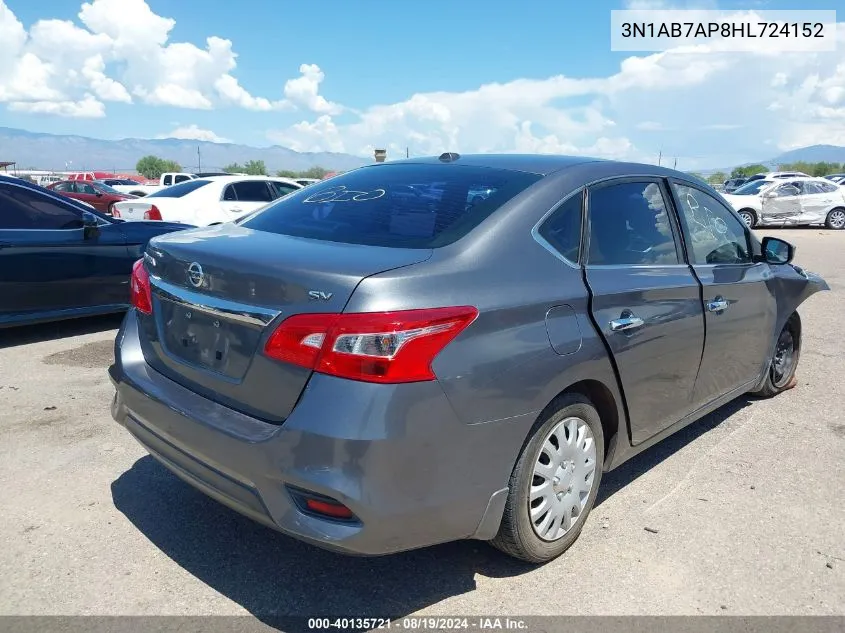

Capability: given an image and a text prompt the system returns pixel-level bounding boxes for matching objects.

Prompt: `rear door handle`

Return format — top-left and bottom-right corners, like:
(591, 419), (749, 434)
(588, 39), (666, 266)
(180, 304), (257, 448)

(707, 298), (729, 312)
(609, 316), (645, 332)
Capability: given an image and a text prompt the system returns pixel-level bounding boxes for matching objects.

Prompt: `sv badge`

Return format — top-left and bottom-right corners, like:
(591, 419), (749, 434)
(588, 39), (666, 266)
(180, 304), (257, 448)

(308, 290), (333, 301)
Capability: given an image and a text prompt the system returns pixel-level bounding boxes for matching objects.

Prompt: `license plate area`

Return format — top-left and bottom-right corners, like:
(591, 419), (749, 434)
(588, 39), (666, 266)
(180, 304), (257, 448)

(158, 299), (261, 380)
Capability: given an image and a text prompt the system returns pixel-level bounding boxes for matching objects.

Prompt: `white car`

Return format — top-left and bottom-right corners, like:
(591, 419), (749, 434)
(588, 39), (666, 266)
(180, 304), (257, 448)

(722, 177), (845, 229)
(110, 175), (302, 225)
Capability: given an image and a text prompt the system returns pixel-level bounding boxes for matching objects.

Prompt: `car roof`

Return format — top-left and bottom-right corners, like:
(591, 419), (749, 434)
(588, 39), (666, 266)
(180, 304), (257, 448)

(381, 154), (607, 175)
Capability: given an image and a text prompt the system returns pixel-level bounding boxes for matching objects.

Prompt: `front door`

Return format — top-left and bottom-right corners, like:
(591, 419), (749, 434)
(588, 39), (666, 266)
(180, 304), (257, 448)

(584, 178), (706, 444)
(73, 182), (108, 211)
(760, 180), (803, 225)
(670, 181), (777, 408)
(0, 182), (129, 321)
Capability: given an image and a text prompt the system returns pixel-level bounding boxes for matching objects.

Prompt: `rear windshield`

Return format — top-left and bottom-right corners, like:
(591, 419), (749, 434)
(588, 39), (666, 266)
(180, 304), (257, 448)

(239, 164), (542, 248)
(148, 179), (210, 198)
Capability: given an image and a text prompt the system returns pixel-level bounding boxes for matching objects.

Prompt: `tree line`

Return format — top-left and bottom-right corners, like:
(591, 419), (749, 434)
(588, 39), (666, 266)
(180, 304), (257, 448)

(134, 155), (330, 180)
(700, 161), (845, 186)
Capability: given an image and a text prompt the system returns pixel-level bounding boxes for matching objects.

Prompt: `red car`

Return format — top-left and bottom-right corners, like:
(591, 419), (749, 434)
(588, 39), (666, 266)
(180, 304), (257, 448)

(47, 180), (137, 215)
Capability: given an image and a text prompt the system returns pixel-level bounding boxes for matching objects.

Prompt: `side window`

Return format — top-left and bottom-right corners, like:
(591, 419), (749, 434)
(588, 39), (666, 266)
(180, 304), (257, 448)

(53, 183), (70, 192)
(232, 181), (273, 202)
(586, 181), (680, 266)
(162, 175), (172, 186)
(222, 185), (237, 201)
(0, 184), (83, 230)
(672, 183), (751, 265)
(773, 181), (802, 197)
(804, 182), (825, 195)
(78, 183), (97, 194)
(537, 192), (582, 264)
(174, 175), (190, 184)
(819, 181), (839, 194)
(270, 182), (300, 198)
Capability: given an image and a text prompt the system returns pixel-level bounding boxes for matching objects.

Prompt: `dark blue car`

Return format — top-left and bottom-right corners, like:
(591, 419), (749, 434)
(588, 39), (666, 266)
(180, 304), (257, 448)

(0, 175), (191, 327)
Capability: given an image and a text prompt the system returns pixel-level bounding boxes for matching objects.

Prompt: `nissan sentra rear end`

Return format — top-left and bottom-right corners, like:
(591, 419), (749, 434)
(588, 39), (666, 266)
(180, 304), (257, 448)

(108, 162), (544, 555)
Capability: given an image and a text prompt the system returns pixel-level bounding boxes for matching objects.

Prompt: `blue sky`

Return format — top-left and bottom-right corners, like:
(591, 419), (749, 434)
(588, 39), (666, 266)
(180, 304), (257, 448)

(0, 0), (843, 168)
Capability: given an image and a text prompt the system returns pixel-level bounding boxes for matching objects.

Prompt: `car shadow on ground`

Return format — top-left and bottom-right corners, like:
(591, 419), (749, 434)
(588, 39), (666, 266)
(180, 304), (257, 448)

(111, 396), (754, 630)
(0, 313), (124, 349)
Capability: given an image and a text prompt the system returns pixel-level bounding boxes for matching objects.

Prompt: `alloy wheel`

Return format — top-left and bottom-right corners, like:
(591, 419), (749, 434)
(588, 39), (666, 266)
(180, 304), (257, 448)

(828, 209), (845, 229)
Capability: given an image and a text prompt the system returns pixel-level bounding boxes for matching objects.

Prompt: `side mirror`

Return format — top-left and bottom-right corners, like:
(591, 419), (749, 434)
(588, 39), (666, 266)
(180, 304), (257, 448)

(82, 211), (101, 239)
(761, 236), (794, 265)
(95, 191), (103, 197)
(762, 190), (777, 199)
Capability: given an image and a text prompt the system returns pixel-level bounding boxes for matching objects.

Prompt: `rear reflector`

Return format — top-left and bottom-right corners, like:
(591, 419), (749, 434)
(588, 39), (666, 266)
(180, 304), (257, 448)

(130, 258), (152, 314)
(264, 306), (478, 383)
(304, 498), (355, 519)
(143, 205), (162, 221)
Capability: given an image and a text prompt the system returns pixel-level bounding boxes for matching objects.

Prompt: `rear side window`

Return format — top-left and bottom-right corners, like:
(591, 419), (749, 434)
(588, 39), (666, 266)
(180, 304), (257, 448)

(148, 179), (210, 198)
(537, 192), (582, 264)
(240, 164), (542, 248)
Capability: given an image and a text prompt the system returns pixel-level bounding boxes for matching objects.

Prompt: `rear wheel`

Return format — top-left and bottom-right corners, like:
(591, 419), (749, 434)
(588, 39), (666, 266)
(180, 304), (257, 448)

(750, 315), (801, 398)
(738, 209), (757, 228)
(491, 393), (604, 563)
(825, 208), (845, 230)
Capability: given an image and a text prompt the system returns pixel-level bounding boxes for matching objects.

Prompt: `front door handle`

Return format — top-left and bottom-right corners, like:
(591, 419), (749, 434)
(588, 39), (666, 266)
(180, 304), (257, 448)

(707, 298), (729, 312)
(609, 315), (645, 332)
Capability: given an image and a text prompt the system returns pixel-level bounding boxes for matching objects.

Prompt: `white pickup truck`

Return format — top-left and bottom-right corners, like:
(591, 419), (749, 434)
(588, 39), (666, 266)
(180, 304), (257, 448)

(106, 172), (199, 197)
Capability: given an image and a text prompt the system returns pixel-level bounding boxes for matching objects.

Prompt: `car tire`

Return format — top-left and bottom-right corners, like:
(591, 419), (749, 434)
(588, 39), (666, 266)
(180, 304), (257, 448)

(738, 209), (757, 228)
(824, 207), (845, 230)
(491, 393), (604, 564)
(749, 314), (801, 398)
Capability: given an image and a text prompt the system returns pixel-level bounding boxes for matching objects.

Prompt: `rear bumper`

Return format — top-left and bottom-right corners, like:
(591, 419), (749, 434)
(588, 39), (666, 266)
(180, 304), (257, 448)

(109, 310), (526, 555)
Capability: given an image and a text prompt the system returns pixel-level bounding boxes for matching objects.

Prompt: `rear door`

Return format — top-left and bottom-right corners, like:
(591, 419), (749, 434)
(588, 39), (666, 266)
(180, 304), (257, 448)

(584, 178), (705, 444)
(669, 181), (776, 407)
(220, 180), (275, 219)
(801, 180), (842, 224)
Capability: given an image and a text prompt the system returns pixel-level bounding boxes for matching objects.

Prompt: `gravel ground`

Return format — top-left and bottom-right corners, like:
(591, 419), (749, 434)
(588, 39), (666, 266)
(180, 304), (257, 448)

(0, 227), (842, 621)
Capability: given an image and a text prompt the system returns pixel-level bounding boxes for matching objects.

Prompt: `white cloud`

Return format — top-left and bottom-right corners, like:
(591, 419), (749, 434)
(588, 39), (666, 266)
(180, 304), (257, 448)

(283, 64), (342, 114)
(157, 124), (230, 143)
(0, 0), (335, 117)
(8, 94), (105, 117)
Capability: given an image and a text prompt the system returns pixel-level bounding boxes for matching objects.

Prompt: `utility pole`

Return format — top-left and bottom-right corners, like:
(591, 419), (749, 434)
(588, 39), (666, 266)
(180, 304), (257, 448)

(197, 146), (202, 173)
(673, 157), (677, 169)
(406, 147), (409, 159)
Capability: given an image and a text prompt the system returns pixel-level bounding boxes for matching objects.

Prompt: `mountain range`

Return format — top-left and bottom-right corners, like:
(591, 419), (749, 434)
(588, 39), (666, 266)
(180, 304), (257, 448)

(1, 126), (844, 175)
(0, 127), (370, 174)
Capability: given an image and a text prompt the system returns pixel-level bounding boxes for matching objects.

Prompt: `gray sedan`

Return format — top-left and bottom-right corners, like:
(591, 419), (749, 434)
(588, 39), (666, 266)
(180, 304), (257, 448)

(109, 153), (827, 563)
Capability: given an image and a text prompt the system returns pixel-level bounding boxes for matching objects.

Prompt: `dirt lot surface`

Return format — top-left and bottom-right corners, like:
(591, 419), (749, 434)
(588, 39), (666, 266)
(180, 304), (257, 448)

(0, 228), (843, 620)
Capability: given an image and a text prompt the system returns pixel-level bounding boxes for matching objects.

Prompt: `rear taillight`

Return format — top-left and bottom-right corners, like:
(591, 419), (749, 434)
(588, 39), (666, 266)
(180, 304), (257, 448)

(264, 306), (478, 384)
(143, 205), (162, 221)
(130, 258), (152, 314)
(111, 208), (121, 217)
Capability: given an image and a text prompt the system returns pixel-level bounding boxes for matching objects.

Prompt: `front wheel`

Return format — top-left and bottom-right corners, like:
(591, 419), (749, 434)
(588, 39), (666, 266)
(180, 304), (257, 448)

(825, 208), (845, 230)
(491, 393), (604, 563)
(738, 209), (757, 228)
(750, 315), (801, 398)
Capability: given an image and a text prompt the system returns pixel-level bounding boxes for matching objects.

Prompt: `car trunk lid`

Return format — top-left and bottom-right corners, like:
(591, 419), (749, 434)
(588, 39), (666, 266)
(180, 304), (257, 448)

(137, 223), (432, 422)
